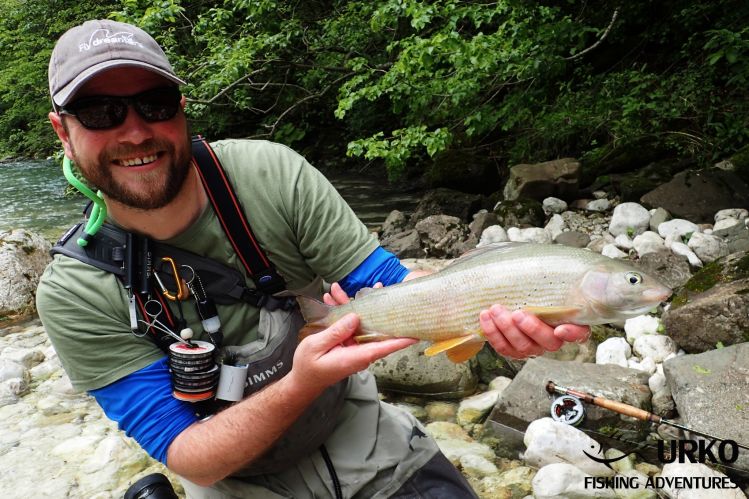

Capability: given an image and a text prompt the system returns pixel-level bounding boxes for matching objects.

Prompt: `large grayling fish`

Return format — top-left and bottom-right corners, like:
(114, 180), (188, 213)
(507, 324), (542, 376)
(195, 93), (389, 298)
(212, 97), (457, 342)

(297, 243), (672, 363)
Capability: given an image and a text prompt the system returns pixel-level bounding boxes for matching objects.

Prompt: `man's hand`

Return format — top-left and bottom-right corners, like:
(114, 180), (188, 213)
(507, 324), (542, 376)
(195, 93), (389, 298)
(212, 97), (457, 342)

(289, 312), (416, 396)
(323, 281), (382, 306)
(480, 305), (591, 359)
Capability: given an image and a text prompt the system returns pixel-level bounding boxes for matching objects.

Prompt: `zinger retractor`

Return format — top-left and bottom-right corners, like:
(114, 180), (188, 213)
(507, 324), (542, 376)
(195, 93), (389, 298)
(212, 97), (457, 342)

(62, 156), (107, 247)
(168, 341), (219, 402)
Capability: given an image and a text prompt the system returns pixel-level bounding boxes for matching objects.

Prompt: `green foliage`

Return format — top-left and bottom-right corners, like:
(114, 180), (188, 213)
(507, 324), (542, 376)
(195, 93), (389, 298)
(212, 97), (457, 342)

(0, 0), (116, 158)
(0, 0), (748, 187)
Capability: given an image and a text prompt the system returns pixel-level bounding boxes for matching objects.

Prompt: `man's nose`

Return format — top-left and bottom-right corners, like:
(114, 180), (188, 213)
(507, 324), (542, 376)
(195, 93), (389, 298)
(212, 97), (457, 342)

(117, 106), (154, 144)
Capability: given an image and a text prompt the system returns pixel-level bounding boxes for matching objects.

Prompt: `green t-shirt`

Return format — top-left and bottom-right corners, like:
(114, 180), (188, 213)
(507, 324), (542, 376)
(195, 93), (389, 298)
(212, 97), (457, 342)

(37, 139), (379, 392)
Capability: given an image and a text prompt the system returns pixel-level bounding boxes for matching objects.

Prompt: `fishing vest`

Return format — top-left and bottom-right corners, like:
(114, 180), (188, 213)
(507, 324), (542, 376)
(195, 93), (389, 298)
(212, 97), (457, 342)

(50, 136), (347, 475)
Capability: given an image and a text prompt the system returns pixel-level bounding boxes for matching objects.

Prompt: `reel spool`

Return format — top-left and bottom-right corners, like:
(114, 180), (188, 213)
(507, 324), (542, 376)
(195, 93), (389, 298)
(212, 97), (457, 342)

(168, 340), (219, 402)
(550, 394), (585, 426)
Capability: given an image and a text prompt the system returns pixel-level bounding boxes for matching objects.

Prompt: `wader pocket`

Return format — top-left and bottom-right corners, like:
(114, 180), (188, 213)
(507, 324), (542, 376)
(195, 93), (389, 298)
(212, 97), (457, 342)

(222, 306), (347, 476)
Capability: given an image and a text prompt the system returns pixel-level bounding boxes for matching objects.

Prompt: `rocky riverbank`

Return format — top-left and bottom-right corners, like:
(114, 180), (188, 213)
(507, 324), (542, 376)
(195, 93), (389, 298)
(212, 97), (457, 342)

(1, 159), (749, 498)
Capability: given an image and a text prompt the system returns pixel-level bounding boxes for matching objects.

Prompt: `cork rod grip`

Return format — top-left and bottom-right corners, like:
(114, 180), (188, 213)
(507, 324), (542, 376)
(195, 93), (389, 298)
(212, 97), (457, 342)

(592, 397), (660, 423)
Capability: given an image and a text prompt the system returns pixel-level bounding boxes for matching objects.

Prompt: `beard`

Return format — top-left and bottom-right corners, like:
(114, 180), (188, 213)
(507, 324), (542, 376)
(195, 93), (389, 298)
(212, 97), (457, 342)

(71, 131), (192, 210)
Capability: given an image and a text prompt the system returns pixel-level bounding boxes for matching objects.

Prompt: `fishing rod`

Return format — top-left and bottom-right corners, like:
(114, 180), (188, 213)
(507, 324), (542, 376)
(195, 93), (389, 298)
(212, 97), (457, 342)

(546, 381), (749, 452)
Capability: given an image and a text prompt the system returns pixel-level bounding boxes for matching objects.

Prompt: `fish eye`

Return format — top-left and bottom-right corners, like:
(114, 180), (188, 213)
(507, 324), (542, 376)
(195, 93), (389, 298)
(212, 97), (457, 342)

(625, 272), (642, 285)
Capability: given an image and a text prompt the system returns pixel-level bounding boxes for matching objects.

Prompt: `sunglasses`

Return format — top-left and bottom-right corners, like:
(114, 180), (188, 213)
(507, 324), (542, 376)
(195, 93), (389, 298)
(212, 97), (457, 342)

(59, 86), (182, 130)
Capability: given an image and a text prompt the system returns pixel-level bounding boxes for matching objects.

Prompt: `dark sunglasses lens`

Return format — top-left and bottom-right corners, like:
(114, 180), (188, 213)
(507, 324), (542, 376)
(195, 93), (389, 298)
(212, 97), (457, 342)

(73, 98), (128, 129)
(134, 88), (181, 122)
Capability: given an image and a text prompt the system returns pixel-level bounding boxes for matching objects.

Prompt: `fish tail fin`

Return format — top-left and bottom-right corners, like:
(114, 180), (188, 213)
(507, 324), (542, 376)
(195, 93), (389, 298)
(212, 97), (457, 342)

(296, 296), (333, 323)
(296, 296), (333, 339)
(425, 335), (485, 363)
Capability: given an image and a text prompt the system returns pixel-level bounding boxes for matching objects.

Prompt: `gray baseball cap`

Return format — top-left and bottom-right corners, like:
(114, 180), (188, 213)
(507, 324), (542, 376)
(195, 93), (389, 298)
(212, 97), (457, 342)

(49, 19), (186, 108)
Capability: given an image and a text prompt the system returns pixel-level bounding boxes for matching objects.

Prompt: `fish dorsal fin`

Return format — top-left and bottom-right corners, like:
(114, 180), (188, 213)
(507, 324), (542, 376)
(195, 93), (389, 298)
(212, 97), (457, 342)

(450, 242), (528, 266)
(424, 335), (478, 357)
(354, 287), (378, 299)
(522, 305), (583, 326)
(445, 340), (485, 363)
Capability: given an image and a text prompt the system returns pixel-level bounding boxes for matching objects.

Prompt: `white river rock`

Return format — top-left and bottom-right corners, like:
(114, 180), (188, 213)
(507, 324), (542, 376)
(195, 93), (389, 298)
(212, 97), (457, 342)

(523, 418), (615, 477)
(531, 463), (617, 499)
(596, 337), (632, 367)
(609, 203), (650, 237)
(624, 315), (662, 345)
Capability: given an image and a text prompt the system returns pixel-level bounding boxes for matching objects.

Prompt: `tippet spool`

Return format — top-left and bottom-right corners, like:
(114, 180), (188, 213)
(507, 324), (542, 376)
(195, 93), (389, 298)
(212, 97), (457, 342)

(168, 340), (218, 402)
(550, 395), (585, 426)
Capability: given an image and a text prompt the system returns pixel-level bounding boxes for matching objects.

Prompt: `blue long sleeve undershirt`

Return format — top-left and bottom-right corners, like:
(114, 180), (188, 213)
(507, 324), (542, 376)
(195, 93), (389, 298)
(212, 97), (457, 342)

(90, 247), (409, 464)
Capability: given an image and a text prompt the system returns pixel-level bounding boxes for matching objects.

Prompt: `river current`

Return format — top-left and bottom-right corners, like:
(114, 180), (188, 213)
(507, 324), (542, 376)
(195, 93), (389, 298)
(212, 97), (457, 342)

(0, 159), (420, 241)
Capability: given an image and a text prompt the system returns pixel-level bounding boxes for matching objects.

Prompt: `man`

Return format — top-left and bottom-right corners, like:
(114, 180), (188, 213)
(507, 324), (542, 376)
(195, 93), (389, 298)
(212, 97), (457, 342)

(38, 19), (589, 498)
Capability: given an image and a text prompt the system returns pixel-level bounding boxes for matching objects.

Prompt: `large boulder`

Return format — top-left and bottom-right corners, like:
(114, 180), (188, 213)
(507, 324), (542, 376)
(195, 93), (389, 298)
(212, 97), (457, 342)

(663, 343), (749, 480)
(410, 188), (484, 224)
(633, 251), (693, 291)
(662, 251), (749, 352)
(503, 158), (580, 201)
(369, 341), (478, 398)
(493, 198), (545, 228)
(414, 215), (474, 258)
(482, 357), (651, 458)
(640, 169), (749, 223)
(0, 230), (52, 319)
(379, 229), (423, 259)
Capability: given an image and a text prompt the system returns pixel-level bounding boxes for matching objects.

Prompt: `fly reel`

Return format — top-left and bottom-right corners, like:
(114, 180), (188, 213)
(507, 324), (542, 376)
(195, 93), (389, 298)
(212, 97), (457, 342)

(550, 394), (585, 426)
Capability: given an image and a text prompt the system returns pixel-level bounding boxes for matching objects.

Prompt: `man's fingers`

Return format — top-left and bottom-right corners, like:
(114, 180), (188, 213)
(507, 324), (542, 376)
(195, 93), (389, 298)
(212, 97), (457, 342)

(329, 282), (350, 305)
(347, 337), (418, 364)
(511, 310), (564, 352)
(554, 324), (591, 343)
(304, 313), (359, 353)
(488, 306), (544, 357)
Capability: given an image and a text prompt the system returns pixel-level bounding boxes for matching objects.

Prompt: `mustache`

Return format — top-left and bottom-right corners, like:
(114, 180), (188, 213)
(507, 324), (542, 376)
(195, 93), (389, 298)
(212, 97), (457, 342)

(100, 138), (174, 164)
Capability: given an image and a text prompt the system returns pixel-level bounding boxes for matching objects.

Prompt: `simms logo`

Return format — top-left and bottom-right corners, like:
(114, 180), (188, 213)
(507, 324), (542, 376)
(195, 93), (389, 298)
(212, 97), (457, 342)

(79, 29), (143, 52)
(246, 361), (284, 387)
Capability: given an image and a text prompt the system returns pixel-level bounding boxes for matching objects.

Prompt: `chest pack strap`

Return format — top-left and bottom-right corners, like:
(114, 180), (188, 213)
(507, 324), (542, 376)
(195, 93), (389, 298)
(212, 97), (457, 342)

(191, 136), (286, 295)
(50, 138), (294, 351)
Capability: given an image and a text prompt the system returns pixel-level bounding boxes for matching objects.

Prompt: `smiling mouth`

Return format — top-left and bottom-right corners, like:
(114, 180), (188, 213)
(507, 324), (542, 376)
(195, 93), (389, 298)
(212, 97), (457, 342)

(116, 153), (160, 167)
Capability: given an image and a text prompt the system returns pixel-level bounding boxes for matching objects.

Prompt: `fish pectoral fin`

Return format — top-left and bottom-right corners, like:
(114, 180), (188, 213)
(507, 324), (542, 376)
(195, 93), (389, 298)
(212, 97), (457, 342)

(522, 306), (583, 325)
(424, 335), (479, 357)
(445, 340), (485, 363)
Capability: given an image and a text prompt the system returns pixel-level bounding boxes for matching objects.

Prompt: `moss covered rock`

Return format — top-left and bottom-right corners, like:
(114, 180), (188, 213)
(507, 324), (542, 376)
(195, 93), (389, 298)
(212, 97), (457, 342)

(662, 251), (749, 352)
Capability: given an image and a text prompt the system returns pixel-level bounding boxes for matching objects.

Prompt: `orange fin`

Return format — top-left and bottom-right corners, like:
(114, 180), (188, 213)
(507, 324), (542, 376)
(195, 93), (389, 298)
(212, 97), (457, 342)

(446, 341), (485, 363)
(424, 335), (478, 357)
(522, 306), (583, 325)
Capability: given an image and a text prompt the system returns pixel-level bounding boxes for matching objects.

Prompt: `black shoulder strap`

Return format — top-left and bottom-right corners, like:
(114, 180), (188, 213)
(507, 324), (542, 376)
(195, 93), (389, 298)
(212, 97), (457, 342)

(191, 136), (286, 295)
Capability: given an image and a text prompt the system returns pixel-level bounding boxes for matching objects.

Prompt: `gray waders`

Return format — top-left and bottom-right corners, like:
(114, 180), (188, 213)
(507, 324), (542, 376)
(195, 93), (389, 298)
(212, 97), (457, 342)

(178, 304), (475, 498)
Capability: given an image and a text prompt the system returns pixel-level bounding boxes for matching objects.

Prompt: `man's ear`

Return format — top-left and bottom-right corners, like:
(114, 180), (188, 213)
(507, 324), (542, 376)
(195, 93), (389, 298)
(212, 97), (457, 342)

(180, 94), (186, 110)
(49, 111), (74, 159)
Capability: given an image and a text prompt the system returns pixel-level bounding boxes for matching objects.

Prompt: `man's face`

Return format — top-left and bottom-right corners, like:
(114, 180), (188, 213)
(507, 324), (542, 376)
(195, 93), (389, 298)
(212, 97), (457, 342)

(50, 67), (192, 210)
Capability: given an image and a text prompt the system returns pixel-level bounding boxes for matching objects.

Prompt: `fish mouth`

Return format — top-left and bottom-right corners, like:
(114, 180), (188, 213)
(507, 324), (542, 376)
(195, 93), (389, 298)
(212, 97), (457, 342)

(642, 287), (672, 303)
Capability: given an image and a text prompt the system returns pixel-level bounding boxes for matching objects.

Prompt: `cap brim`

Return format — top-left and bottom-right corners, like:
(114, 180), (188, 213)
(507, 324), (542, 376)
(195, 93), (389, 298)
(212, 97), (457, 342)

(52, 60), (186, 107)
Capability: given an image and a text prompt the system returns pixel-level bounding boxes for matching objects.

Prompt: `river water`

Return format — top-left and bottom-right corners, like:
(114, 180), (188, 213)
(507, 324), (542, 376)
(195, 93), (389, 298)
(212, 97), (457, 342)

(0, 159), (421, 241)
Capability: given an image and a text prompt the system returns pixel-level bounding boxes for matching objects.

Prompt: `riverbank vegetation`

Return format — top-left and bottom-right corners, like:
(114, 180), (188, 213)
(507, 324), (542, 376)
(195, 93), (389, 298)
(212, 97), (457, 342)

(1, 0), (748, 190)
